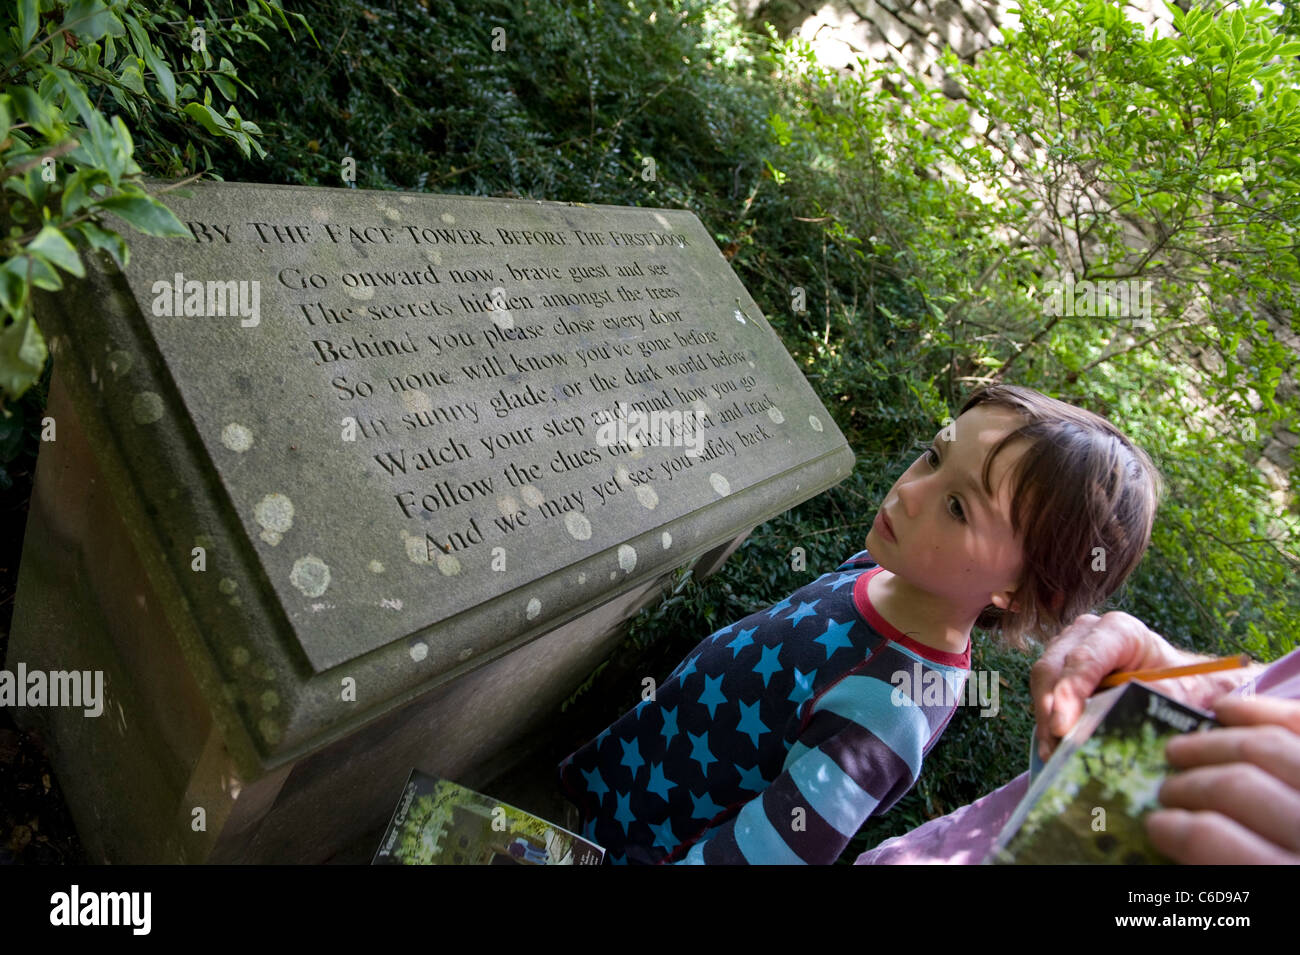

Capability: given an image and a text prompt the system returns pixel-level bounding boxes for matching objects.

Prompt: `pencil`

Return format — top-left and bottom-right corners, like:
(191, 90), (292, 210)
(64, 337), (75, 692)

(1098, 654), (1253, 688)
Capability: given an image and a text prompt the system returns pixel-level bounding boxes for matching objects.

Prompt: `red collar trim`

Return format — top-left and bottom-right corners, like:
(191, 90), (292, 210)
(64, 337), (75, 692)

(854, 567), (972, 668)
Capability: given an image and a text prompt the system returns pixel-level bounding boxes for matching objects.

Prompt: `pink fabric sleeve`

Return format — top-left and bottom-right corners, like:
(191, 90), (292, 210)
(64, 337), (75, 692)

(854, 648), (1300, 865)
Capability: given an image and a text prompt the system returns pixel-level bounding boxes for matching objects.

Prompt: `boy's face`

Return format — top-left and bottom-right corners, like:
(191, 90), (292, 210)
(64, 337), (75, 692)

(866, 405), (1029, 616)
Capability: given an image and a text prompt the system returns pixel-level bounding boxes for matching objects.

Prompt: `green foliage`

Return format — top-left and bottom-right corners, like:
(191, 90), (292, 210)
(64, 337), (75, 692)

(0, 0), (314, 407)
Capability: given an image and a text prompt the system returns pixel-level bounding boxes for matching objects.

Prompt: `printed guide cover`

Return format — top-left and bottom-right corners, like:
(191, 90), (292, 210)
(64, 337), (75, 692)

(373, 770), (605, 865)
(988, 681), (1218, 864)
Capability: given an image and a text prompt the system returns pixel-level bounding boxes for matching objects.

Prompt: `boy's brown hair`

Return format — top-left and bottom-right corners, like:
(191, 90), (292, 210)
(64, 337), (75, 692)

(959, 384), (1163, 649)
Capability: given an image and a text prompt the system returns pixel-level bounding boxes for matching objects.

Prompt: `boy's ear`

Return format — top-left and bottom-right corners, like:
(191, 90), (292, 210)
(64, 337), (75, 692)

(989, 590), (1021, 614)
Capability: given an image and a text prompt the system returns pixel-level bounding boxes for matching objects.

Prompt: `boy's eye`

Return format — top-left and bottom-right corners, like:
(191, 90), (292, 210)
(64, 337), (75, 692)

(923, 446), (967, 523)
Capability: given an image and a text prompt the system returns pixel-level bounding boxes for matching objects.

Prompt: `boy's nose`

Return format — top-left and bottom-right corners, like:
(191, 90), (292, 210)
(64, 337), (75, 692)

(895, 477), (922, 517)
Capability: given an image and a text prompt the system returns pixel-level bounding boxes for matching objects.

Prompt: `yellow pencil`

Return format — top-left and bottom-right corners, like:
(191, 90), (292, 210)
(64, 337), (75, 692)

(1098, 653), (1253, 688)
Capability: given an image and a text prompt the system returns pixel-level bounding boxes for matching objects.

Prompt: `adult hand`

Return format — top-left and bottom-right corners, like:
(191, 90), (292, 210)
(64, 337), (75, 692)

(1029, 612), (1262, 762)
(1146, 694), (1300, 864)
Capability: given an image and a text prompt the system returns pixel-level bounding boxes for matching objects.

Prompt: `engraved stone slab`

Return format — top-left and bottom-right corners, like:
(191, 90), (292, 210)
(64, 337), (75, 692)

(27, 182), (855, 768)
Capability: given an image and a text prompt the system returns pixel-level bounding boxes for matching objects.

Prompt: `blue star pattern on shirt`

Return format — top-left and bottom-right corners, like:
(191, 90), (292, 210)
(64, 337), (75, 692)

(581, 767), (609, 804)
(787, 600), (820, 627)
(698, 674), (727, 718)
(787, 667), (817, 706)
(828, 572), (860, 592)
(646, 762), (676, 801)
(613, 791), (635, 833)
(735, 700), (770, 747)
(726, 627), (757, 657)
(752, 643), (784, 687)
(676, 655), (698, 682)
(765, 595), (794, 619)
(688, 731), (716, 774)
(660, 706), (679, 741)
(620, 737), (644, 777)
(649, 818), (678, 852)
(734, 762), (767, 792)
(690, 789), (727, 820)
(814, 618), (856, 659)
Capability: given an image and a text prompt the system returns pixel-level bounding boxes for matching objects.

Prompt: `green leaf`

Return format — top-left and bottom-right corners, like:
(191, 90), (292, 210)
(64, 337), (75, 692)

(0, 261), (29, 314)
(63, 0), (119, 41)
(181, 101), (230, 135)
(17, 0), (39, 49)
(97, 193), (190, 238)
(119, 58), (146, 95)
(74, 221), (130, 269)
(0, 310), (49, 401)
(140, 40), (177, 106)
(8, 85), (58, 138)
(27, 226), (85, 279)
(213, 57), (238, 101)
(1231, 9), (1245, 45)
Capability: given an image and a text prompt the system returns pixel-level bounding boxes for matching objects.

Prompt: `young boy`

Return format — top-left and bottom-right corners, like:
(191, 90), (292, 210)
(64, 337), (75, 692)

(558, 385), (1162, 864)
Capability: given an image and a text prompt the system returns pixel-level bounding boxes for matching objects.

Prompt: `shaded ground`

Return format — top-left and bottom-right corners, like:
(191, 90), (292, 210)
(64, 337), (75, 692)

(0, 369), (87, 864)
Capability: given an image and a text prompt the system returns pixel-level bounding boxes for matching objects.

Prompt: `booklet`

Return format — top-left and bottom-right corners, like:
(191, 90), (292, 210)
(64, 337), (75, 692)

(372, 770), (605, 865)
(987, 681), (1217, 864)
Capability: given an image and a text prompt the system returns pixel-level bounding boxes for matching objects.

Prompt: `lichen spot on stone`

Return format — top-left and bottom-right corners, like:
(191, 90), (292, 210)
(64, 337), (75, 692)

(520, 484), (545, 508)
(400, 389), (432, 414)
(222, 423), (254, 452)
(526, 597), (541, 620)
(635, 484), (658, 509)
(290, 554), (330, 598)
(618, 544), (637, 574)
(218, 577), (238, 596)
(768, 406), (785, 425)
(409, 641), (428, 662)
(255, 493), (294, 546)
(808, 414), (824, 433)
(440, 212), (456, 225)
(457, 647), (474, 662)
(258, 718), (281, 745)
(132, 391), (164, 424)
(435, 552), (460, 576)
(661, 532), (672, 549)
(401, 531), (431, 565)
(710, 472), (731, 496)
(369, 559), (385, 574)
(261, 690), (280, 711)
(564, 511), (592, 540)
(107, 349), (133, 377)
(231, 646), (250, 668)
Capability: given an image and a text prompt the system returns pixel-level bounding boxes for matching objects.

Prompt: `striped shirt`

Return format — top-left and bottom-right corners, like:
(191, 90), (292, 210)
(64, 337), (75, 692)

(557, 550), (971, 864)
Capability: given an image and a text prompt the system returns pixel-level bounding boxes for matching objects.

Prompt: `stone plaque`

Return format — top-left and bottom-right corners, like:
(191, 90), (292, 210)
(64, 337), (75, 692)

(17, 183), (853, 853)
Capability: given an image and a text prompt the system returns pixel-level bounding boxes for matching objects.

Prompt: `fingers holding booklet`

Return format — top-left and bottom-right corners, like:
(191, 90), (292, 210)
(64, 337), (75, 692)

(1145, 694), (1300, 865)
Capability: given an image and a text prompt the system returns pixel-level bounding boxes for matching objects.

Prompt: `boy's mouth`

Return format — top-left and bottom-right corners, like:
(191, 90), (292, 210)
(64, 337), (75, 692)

(874, 509), (897, 543)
